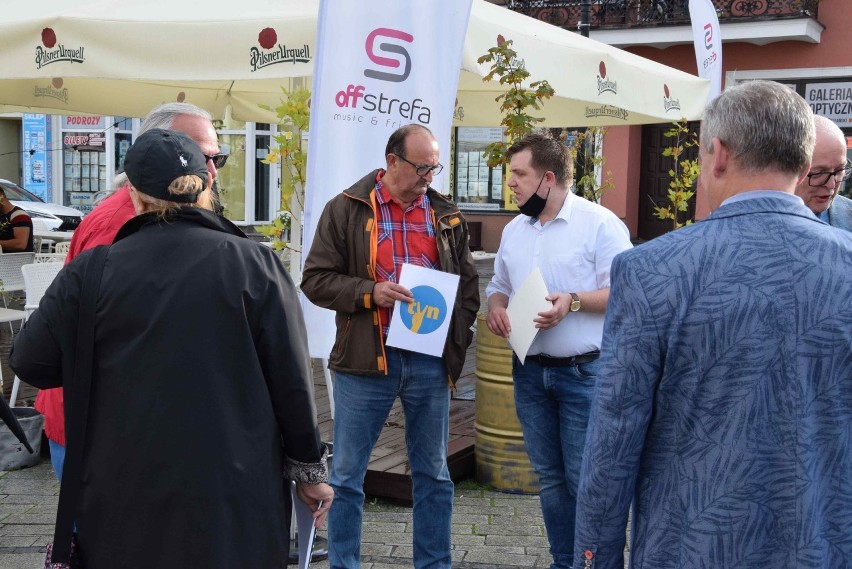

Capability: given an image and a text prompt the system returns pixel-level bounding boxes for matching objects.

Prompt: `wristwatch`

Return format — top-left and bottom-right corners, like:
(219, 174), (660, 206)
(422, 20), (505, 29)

(569, 293), (581, 312)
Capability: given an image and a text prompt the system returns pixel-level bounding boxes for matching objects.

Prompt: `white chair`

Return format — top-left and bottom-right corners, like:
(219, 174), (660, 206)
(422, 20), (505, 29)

(0, 252), (35, 297)
(9, 262), (64, 407)
(1, 307), (27, 405)
(35, 253), (67, 264)
(33, 235), (55, 254)
(0, 252), (35, 332)
(21, 262), (64, 317)
(54, 241), (72, 255)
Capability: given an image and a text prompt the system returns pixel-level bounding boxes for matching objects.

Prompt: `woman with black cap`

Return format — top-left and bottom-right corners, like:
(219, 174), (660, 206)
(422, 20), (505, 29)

(12, 128), (332, 569)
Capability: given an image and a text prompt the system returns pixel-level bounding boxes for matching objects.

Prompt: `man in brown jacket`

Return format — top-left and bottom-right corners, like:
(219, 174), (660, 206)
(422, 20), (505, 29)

(302, 124), (479, 569)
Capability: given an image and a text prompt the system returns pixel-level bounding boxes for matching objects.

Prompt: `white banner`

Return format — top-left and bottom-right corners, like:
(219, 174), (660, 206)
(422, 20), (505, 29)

(302, 0), (473, 357)
(689, 0), (722, 102)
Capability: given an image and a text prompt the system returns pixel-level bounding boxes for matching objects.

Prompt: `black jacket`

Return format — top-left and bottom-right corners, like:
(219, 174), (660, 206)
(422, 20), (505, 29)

(12, 208), (322, 569)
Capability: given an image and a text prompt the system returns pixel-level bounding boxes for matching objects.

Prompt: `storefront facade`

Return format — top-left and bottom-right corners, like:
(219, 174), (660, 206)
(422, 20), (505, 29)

(1, 112), (282, 227)
(469, 0), (848, 248)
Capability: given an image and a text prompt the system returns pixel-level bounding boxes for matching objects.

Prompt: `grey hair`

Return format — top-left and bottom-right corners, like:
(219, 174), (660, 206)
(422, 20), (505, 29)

(700, 80), (815, 176)
(139, 102), (212, 135)
(115, 102), (214, 189)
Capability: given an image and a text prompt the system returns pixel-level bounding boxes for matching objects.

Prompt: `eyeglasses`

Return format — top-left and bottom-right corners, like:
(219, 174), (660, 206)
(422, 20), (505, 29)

(806, 162), (851, 187)
(394, 154), (443, 177)
(203, 153), (229, 169)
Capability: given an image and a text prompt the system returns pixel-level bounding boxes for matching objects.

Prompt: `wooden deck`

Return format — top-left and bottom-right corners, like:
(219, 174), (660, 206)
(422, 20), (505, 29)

(312, 341), (478, 505)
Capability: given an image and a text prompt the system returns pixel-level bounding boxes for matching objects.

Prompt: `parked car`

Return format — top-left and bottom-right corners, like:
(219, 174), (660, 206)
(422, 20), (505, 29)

(0, 179), (84, 231)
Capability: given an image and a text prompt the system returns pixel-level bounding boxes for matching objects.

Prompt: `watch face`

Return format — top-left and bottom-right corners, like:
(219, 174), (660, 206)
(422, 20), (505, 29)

(570, 300), (581, 312)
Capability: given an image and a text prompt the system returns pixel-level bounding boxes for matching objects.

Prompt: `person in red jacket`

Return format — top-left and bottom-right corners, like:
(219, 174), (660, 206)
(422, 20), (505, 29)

(34, 101), (227, 480)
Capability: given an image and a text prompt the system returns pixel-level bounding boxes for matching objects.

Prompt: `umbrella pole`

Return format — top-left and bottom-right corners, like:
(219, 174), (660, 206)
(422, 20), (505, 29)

(580, 0), (592, 37)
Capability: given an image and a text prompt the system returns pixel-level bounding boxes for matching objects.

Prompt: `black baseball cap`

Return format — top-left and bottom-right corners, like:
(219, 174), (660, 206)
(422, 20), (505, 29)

(123, 128), (209, 203)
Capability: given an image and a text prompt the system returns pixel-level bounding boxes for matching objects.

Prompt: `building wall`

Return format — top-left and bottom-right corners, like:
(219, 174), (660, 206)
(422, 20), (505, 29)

(465, 212), (513, 253)
(629, 2), (851, 76)
(0, 118), (22, 184)
(601, 125), (641, 235)
(609, 2), (852, 227)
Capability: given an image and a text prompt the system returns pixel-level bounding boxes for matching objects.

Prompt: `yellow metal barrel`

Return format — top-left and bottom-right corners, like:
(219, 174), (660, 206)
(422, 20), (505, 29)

(474, 313), (539, 493)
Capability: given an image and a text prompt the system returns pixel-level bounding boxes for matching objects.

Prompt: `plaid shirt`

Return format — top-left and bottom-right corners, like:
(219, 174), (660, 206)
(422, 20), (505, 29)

(374, 170), (440, 337)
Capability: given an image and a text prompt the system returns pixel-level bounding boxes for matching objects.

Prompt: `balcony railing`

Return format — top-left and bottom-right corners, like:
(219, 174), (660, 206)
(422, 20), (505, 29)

(505, 0), (819, 30)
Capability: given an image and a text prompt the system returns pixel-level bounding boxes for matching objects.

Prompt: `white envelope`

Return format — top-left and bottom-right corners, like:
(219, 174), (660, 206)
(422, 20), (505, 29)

(506, 268), (551, 364)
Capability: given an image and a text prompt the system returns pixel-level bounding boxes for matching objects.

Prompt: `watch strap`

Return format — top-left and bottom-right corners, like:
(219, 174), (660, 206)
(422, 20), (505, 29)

(569, 292), (581, 312)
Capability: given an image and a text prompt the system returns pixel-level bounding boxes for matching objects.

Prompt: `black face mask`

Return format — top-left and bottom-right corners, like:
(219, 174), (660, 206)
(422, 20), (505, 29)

(518, 174), (550, 218)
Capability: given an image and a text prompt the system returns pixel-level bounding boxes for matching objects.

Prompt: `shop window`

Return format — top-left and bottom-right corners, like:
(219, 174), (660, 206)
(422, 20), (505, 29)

(452, 126), (587, 212)
(453, 127), (508, 212)
(217, 134), (246, 222)
(114, 116), (133, 175)
(254, 134), (272, 221)
(63, 146), (106, 214)
(61, 115), (108, 213)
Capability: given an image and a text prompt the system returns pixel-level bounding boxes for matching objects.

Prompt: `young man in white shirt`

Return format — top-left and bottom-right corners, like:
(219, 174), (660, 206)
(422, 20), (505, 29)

(486, 133), (632, 569)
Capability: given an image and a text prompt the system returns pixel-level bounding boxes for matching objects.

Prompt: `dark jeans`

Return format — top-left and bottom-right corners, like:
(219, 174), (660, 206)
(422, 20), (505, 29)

(513, 356), (599, 569)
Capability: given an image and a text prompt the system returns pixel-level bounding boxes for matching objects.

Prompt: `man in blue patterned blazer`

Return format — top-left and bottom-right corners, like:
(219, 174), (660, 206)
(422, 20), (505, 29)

(573, 80), (852, 569)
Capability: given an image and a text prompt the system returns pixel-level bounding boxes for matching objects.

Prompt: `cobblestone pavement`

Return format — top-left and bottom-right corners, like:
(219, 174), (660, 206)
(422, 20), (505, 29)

(1, 460), (555, 568)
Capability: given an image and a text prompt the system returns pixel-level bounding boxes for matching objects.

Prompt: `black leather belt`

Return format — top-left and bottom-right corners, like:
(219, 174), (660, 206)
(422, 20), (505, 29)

(524, 351), (600, 367)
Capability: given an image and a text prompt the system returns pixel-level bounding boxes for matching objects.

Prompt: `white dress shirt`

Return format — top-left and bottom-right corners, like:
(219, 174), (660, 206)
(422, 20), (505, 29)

(486, 192), (632, 357)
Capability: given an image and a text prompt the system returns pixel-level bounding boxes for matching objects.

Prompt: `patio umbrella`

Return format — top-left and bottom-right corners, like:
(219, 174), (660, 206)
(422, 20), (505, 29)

(0, 0), (709, 126)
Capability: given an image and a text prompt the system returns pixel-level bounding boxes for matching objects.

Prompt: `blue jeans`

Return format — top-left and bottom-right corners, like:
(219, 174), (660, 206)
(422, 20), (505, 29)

(328, 348), (453, 569)
(49, 439), (66, 482)
(513, 356), (599, 569)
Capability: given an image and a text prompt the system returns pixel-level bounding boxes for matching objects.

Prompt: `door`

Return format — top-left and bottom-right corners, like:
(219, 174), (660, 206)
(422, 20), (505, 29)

(637, 121), (698, 241)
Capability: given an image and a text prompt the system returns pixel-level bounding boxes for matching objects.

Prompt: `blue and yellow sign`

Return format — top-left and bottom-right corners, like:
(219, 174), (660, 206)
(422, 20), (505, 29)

(400, 285), (447, 334)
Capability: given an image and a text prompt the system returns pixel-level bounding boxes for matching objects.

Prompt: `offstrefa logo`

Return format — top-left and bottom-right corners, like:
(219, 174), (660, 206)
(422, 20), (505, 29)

(34, 77), (69, 104)
(663, 84), (681, 112)
(35, 28), (85, 70)
(364, 28), (413, 83)
(401, 286), (447, 334)
(250, 27), (311, 72)
(701, 23), (719, 70)
(333, 27), (432, 127)
(597, 61), (617, 96)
